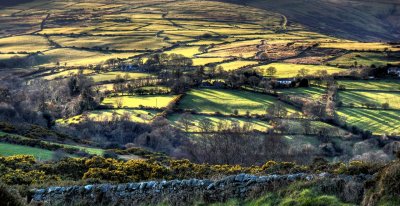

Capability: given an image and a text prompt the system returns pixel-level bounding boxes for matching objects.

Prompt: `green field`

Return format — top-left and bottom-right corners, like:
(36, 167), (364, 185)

(218, 60), (259, 71)
(178, 89), (297, 115)
(0, 132), (104, 156)
(169, 113), (346, 136)
(319, 42), (399, 51)
(0, 143), (54, 161)
(102, 95), (178, 108)
(89, 72), (152, 82)
(60, 144), (104, 156)
(42, 69), (94, 80)
(0, 35), (50, 53)
(278, 87), (326, 99)
(57, 109), (159, 124)
(168, 113), (270, 132)
(165, 46), (201, 58)
(50, 35), (170, 51)
(336, 80), (400, 91)
(329, 52), (400, 67)
(338, 91), (400, 109)
(255, 63), (345, 78)
(338, 108), (400, 135)
(34, 48), (139, 67)
(192, 57), (227, 66)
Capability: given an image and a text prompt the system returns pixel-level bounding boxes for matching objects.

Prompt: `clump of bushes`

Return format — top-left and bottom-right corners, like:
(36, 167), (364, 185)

(334, 161), (382, 175)
(363, 159), (400, 205)
(0, 183), (25, 206)
(0, 154), (391, 197)
(0, 134), (89, 157)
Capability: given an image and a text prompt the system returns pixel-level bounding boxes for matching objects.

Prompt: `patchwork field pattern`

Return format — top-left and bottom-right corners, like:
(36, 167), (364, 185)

(0, 0), (399, 137)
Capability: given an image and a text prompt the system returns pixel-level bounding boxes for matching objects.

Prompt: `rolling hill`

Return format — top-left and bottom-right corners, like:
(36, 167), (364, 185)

(221, 0), (400, 42)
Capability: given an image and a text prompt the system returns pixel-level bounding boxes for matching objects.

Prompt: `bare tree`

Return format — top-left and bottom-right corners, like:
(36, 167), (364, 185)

(198, 118), (213, 132)
(266, 66), (277, 76)
(179, 113), (193, 132)
(116, 98), (123, 109)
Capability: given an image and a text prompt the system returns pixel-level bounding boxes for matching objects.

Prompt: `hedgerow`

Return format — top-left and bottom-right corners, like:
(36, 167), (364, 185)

(0, 155), (383, 187)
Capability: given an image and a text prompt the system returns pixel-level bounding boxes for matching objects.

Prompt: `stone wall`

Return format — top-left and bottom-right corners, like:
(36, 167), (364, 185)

(30, 173), (369, 206)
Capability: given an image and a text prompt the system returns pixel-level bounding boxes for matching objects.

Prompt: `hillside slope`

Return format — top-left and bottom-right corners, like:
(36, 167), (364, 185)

(221, 0), (400, 42)
(0, 0), (35, 7)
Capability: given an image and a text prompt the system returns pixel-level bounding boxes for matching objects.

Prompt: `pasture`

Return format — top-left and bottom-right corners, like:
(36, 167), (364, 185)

(337, 108), (400, 135)
(255, 63), (345, 78)
(50, 36), (170, 51)
(41, 69), (94, 80)
(89, 72), (152, 82)
(57, 109), (159, 124)
(102, 95), (178, 109)
(338, 91), (400, 109)
(168, 113), (270, 132)
(319, 42), (400, 52)
(34, 48), (139, 67)
(165, 46), (201, 58)
(178, 89), (297, 115)
(329, 52), (400, 67)
(218, 60), (259, 71)
(336, 80), (400, 91)
(0, 143), (54, 160)
(278, 87), (326, 99)
(192, 57), (227, 66)
(0, 35), (50, 53)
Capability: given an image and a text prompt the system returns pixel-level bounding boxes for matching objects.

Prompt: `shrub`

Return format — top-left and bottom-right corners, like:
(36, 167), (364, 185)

(0, 183), (24, 206)
(335, 161), (381, 175)
(1, 169), (58, 185)
(123, 160), (170, 181)
(280, 189), (352, 206)
(262, 161), (298, 174)
(363, 161), (400, 205)
(379, 161), (400, 196)
(83, 168), (127, 182)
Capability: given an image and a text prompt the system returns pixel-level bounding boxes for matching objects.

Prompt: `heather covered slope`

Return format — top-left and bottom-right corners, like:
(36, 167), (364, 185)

(0, 0), (36, 7)
(222, 0), (400, 42)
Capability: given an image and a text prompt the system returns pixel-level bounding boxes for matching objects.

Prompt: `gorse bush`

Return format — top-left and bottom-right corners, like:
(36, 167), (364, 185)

(0, 155), (387, 188)
(380, 161), (400, 196)
(0, 182), (25, 206)
(362, 160), (400, 206)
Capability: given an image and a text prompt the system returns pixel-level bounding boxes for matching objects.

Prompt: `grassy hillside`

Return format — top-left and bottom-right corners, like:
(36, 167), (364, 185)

(0, 143), (54, 160)
(223, 0), (400, 41)
(0, 0), (35, 7)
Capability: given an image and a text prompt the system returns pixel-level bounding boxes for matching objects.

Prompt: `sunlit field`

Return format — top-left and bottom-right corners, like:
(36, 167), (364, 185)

(102, 95), (178, 109)
(336, 80), (400, 91)
(338, 91), (400, 109)
(57, 109), (159, 124)
(0, 35), (50, 53)
(319, 42), (400, 51)
(255, 63), (345, 78)
(218, 60), (259, 71)
(168, 113), (271, 132)
(277, 87), (326, 99)
(0, 142), (54, 160)
(35, 48), (139, 67)
(338, 108), (400, 135)
(179, 89), (297, 115)
(329, 52), (400, 67)
(89, 72), (153, 82)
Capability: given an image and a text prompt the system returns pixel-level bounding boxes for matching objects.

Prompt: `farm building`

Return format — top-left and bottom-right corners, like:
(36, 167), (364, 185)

(120, 64), (139, 71)
(388, 67), (400, 77)
(277, 78), (296, 86)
